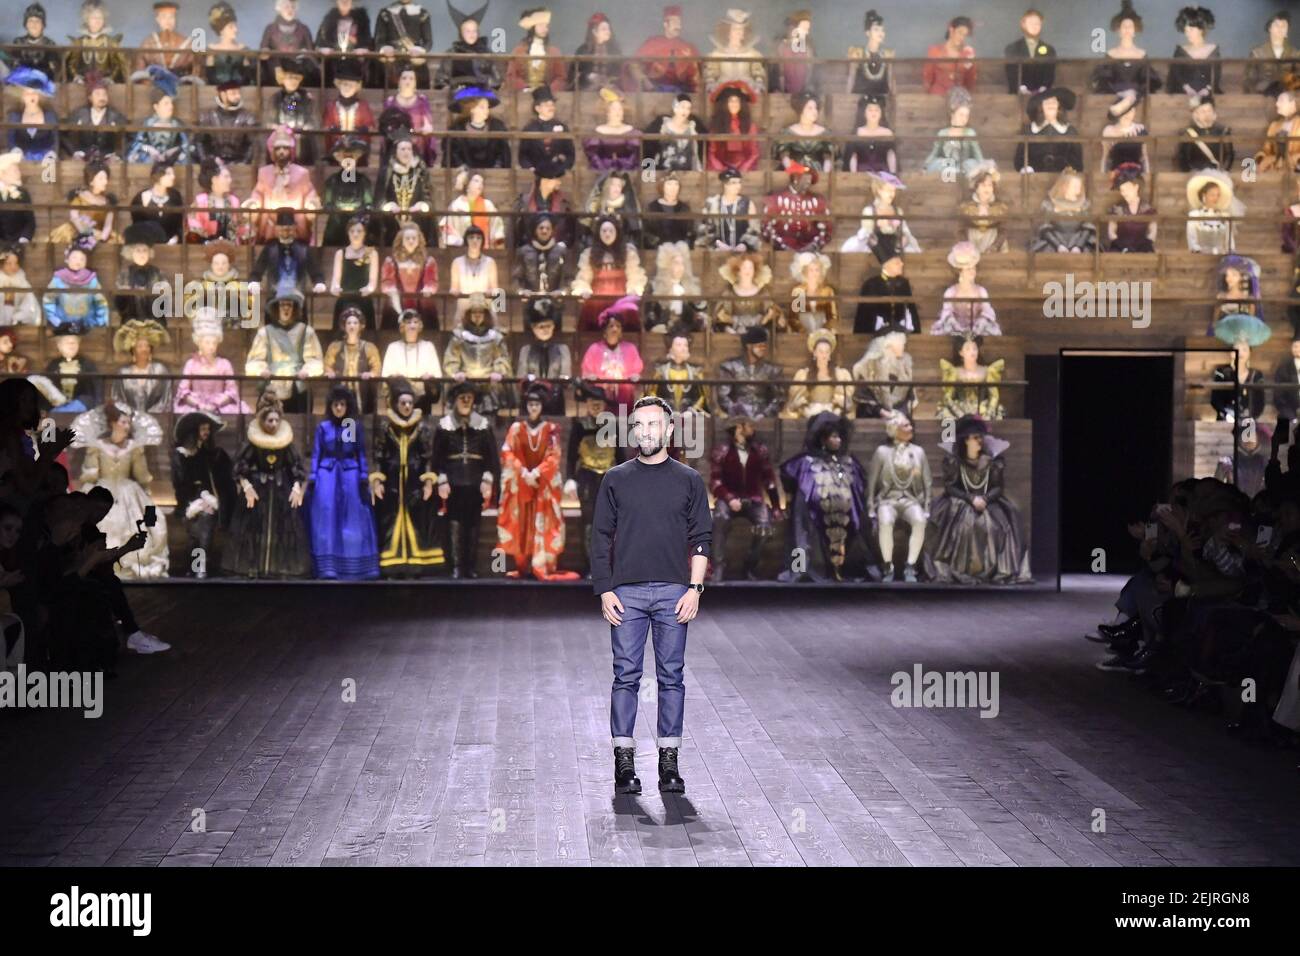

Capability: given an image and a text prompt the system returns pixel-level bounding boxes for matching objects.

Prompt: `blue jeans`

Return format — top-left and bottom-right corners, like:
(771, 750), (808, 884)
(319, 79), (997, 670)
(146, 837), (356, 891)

(609, 581), (689, 749)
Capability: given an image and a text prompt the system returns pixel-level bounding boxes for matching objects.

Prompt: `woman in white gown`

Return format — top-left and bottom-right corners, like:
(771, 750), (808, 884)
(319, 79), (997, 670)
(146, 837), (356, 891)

(73, 402), (170, 579)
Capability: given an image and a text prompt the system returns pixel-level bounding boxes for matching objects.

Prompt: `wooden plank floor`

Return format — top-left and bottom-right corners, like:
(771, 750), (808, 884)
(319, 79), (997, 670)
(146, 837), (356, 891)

(2, 583), (1298, 867)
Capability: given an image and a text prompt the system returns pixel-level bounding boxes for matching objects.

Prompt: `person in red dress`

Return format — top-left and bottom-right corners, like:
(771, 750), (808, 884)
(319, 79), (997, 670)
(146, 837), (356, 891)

(706, 81), (760, 172)
(922, 17), (977, 96)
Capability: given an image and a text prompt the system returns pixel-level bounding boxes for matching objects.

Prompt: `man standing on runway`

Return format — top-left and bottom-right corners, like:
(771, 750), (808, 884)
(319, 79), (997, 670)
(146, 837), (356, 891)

(591, 396), (711, 795)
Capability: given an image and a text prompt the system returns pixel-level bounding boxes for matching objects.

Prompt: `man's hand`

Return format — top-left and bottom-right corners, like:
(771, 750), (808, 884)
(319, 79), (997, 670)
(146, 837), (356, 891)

(600, 590), (624, 626)
(675, 587), (700, 624)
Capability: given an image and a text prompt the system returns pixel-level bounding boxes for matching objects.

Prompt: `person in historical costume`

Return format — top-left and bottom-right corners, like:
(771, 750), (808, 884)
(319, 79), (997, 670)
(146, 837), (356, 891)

(497, 382), (577, 580)
(187, 158), (250, 245)
(646, 242), (707, 334)
(245, 291), (325, 414)
(43, 241), (109, 335)
(782, 329), (853, 420)
(513, 215), (569, 305)
(581, 87), (641, 173)
(778, 411), (870, 583)
(768, 10), (818, 95)
(196, 79), (257, 166)
(931, 241), (1000, 337)
(322, 137), (376, 247)
(49, 161), (120, 250)
(938, 333), (1005, 421)
(517, 84), (574, 176)
(516, 297), (570, 416)
(1089, 2), (1163, 97)
(571, 216), (646, 332)
(1209, 311), (1271, 423)
(713, 252), (784, 335)
(922, 17), (977, 97)
(580, 296), (643, 411)
(113, 222), (166, 325)
(323, 304), (382, 414)
(1106, 162), (1156, 253)
(707, 413), (780, 582)
(959, 161), (1009, 254)
(706, 82), (760, 173)
(921, 87), (983, 177)
(258, 0), (316, 87)
(73, 402), (170, 579)
(1030, 168), (1098, 254)
(382, 63), (440, 166)
(787, 251), (838, 334)
(203, 1), (254, 86)
(39, 332), (99, 413)
(854, 247), (918, 335)
(505, 7), (567, 92)
(440, 167), (506, 249)
(650, 328), (709, 415)
(1004, 8), (1056, 94)
(264, 54), (319, 165)
(1244, 11), (1298, 94)
(644, 173), (695, 251)
(842, 94), (897, 175)
(174, 307), (250, 415)
(927, 415), (1031, 584)
(307, 385), (380, 579)
(697, 169), (760, 255)
(716, 326), (784, 419)
(1211, 254), (1264, 335)
(1212, 419), (1273, 499)
(0, 243), (39, 325)
(1166, 6), (1221, 98)
(443, 87), (511, 171)
(1257, 89), (1300, 174)
(563, 382), (623, 574)
(373, 0), (431, 84)
(248, 126), (321, 243)
(5, 4), (60, 79)
(368, 377), (445, 576)
(840, 171), (920, 257)
(570, 12), (628, 93)
(447, 225), (499, 297)
(381, 308), (442, 412)
(328, 216), (379, 329)
(128, 161), (186, 245)
(435, 0), (501, 97)
(513, 155), (575, 249)
(581, 169), (640, 249)
(65, 1), (129, 84)
(847, 10), (892, 101)
(866, 411), (932, 583)
(194, 242), (255, 327)
(762, 162), (830, 253)
(316, 0), (373, 84)
(1100, 89), (1149, 176)
(1177, 94), (1233, 172)
(251, 209), (327, 306)
(443, 293), (514, 417)
(0, 150), (34, 247)
(320, 58), (374, 168)
(1185, 168), (1243, 255)
(63, 75), (127, 161)
(111, 319), (171, 413)
(1014, 86), (1082, 174)
(1273, 333), (1300, 423)
(852, 330), (915, 420)
(702, 8), (765, 97)
(632, 5), (699, 93)
(431, 380), (500, 578)
(225, 393), (312, 578)
(0, 327), (29, 373)
(131, 1), (196, 80)
(171, 409), (236, 577)
(773, 92), (836, 174)
(380, 222), (439, 330)
(5, 66), (57, 161)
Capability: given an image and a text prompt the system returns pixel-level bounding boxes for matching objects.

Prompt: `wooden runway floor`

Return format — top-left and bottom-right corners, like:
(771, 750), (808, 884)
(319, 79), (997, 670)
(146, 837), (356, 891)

(2, 584), (1298, 867)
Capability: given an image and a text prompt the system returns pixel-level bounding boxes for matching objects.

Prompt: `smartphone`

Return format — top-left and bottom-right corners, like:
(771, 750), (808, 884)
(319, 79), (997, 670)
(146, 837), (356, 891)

(1144, 523), (1157, 541)
(136, 506), (157, 534)
(1257, 526), (1274, 547)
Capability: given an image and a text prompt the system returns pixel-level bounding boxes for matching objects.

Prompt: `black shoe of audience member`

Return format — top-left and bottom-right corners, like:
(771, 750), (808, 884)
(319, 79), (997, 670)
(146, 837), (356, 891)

(1098, 618), (1142, 643)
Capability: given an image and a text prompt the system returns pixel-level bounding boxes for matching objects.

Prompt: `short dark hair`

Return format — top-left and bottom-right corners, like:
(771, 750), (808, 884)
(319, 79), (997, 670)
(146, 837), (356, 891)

(631, 395), (673, 421)
(1267, 11), (1290, 28)
(948, 16), (973, 34)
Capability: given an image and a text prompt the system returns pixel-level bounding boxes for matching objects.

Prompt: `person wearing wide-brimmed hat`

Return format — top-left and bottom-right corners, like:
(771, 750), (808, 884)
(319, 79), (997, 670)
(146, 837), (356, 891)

(855, 241), (918, 335)
(171, 407), (235, 578)
(1186, 168), (1244, 255)
(175, 306), (249, 415)
(114, 220), (168, 325)
(1106, 162), (1156, 253)
(1014, 86), (1082, 173)
(782, 329), (853, 419)
(430, 377), (502, 579)
(717, 326), (784, 419)
(1099, 88), (1149, 176)
(761, 161), (831, 252)
(321, 138), (375, 246)
(927, 414), (1032, 584)
(702, 8), (766, 98)
(63, 73), (128, 162)
(579, 295), (643, 411)
(4, 66), (56, 161)
(708, 411), (780, 582)
(444, 86), (511, 169)
(244, 288), (324, 413)
(563, 381), (620, 574)
(111, 319), (171, 413)
(512, 152), (574, 248)
(0, 150), (34, 247)
(435, 0), (502, 99)
(196, 76), (256, 166)
(504, 7), (568, 92)
(705, 81), (760, 172)
(251, 207), (326, 304)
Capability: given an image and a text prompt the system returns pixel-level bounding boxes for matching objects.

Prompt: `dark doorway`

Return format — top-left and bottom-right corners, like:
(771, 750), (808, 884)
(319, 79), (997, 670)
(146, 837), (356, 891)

(1059, 353), (1173, 574)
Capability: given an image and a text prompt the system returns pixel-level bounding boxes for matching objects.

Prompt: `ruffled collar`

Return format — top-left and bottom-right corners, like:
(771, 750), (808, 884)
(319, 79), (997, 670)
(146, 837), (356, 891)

(247, 419), (294, 449)
(386, 407), (423, 429)
(1030, 120), (1069, 134)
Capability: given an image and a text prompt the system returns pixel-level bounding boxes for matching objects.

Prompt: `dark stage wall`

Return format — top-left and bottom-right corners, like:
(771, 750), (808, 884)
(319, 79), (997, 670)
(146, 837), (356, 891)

(27, 0), (1286, 65)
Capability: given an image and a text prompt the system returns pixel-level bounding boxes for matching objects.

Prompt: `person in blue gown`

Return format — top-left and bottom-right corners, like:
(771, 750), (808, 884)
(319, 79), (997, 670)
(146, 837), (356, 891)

(309, 384), (381, 579)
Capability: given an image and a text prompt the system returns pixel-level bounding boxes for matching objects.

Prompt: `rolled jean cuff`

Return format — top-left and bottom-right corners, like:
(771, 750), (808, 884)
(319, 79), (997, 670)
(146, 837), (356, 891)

(656, 736), (681, 749)
(612, 736), (636, 749)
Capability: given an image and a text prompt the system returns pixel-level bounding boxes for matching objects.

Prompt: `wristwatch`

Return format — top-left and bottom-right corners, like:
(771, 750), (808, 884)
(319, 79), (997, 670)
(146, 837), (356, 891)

(690, 583), (704, 594)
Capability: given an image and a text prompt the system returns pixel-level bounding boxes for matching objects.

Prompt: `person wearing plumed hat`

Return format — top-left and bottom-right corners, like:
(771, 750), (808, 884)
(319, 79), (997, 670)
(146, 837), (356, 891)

(171, 405), (236, 578)
(1168, 6), (1222, 99)
(127, 67), (193, 165)
(1100, 88), (1150, 175)
(505, 7), (567, 92)
(112, 318), (172, 413)
(4, 65), (57, 161)
(444, 85), (511, 169)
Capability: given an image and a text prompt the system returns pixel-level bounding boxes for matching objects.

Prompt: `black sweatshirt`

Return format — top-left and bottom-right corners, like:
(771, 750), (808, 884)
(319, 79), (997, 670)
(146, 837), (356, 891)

(590, 456), (712, 596)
